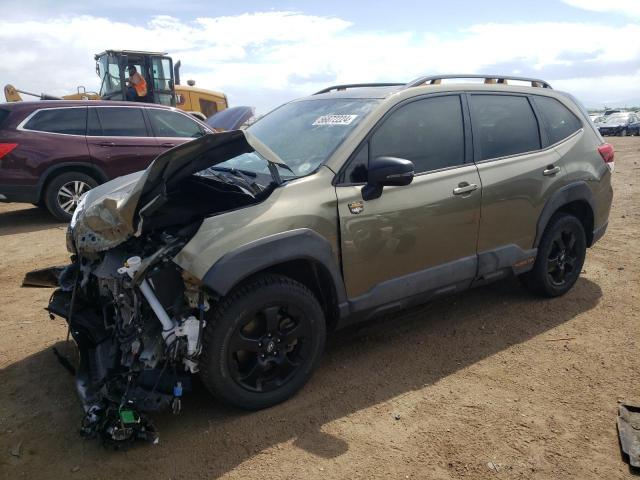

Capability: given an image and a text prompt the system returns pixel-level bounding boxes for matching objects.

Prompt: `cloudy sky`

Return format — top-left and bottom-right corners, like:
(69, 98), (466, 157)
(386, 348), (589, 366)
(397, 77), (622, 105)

(1, 0), (639, 112)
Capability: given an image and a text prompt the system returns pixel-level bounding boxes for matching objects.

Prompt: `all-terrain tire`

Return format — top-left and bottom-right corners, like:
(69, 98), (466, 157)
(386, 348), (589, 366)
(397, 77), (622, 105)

(44, 172), (98, 222)
(199, 274), (326, 410)
(521, 213), (586, 297)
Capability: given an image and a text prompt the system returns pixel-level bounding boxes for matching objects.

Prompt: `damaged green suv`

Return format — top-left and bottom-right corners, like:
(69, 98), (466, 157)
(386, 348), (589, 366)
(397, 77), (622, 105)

(28, 75), (613, 444)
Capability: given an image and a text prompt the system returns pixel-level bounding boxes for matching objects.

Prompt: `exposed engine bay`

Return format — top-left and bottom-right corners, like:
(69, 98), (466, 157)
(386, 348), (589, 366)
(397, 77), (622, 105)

(46, 235), (207, 446)
(23, 131), (288, 447)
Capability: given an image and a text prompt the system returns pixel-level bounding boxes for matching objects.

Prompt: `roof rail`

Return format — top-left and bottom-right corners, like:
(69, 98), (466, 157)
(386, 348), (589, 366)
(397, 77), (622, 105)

(406, 74), (553, 89)
(313, 83), (406, 95)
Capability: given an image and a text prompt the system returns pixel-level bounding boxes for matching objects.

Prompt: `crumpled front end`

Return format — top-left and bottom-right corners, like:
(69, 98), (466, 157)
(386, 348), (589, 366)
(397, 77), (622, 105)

(41, 237), (209, 446)
(28, 130), (285, 446)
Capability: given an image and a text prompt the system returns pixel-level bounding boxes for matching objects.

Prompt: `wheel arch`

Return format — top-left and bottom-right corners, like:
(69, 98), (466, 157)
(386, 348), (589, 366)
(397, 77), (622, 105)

(201, 229), (349, 329)
(36, 162), (108, 201)
(535, 182), (596, 248)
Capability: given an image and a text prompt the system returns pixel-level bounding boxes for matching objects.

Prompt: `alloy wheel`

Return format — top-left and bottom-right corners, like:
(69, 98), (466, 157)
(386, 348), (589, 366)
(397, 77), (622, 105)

(227, 304), (312, 392)
(547, 228), (579, 286)
(57, 180), (90, 214)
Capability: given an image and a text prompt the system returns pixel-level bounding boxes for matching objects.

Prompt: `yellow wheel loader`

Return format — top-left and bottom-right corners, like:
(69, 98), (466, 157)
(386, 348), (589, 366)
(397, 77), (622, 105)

(4, 50), (228, 119)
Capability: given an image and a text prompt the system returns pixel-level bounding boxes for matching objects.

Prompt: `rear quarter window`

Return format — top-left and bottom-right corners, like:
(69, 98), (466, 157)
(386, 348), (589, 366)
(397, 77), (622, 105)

(533, 96), (583, 146)
(0, 109), (10, 128)
(23, 107), (87, 135)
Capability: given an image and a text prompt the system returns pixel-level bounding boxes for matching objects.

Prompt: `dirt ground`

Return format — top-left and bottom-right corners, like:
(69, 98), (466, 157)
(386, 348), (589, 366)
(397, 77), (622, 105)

(0, 138), (638, 480)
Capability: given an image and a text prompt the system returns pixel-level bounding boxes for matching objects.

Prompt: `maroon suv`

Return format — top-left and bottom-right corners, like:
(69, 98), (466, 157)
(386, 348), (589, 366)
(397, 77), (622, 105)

(0, 101), (212, 220)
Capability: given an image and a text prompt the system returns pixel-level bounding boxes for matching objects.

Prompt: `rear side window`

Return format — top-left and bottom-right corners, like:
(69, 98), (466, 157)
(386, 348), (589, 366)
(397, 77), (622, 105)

(23, 108), (87, 135)
(533, 96), (582, 145)
(469, 95), (541, 160)
(370, 95), (465, 174)
(147, 109), (205, 138)
(90, 107), (148, 137)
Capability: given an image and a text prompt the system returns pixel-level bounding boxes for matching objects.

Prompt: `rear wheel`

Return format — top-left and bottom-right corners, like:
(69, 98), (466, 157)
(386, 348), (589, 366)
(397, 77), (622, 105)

(44, 172), (97, 222)
(619, 128), (628, 137)
(199, 274), (326, 410)
(521, 213), (586, 297)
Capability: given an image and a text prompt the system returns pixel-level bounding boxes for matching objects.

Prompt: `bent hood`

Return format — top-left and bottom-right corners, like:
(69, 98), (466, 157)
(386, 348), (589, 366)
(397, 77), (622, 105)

(72, 130), (287, 253)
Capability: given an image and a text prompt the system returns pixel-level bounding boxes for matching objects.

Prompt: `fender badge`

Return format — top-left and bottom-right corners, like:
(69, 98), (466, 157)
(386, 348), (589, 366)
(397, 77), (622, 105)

(348, 201), (364, 214)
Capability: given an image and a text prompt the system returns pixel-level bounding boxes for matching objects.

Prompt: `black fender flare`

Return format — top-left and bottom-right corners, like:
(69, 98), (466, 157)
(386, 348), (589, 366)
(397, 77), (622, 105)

(202, 228), (348, 305)
(36, 162), (109, 200)
(534, 181), (595, 247)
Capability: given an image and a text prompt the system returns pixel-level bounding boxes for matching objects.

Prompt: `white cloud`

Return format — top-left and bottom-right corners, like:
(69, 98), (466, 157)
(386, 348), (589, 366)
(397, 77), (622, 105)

(0, 12), (639, 112)
(562, 0), (640, 18)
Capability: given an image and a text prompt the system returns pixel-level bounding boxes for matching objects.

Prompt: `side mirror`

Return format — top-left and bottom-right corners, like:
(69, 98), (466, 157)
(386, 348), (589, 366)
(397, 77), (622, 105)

(362, 156), (414, 201)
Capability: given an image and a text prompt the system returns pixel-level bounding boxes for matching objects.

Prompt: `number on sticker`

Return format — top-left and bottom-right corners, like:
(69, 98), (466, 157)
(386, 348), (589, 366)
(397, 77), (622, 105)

(312, 114), (358, 126)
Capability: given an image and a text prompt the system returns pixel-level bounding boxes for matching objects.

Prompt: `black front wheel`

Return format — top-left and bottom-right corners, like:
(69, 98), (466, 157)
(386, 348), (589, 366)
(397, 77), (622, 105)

(199, 274), (326, 410)
(521, 213), (586, 297)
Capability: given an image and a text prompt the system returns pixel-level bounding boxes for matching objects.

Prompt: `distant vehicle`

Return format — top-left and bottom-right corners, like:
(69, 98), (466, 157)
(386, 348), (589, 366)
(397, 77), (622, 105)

(0, 100), (212, 220)
(597, 112), (640, 136)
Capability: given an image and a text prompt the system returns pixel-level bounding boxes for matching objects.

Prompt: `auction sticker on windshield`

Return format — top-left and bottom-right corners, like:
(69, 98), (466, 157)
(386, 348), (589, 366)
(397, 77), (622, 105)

(313, 114), (358, 126)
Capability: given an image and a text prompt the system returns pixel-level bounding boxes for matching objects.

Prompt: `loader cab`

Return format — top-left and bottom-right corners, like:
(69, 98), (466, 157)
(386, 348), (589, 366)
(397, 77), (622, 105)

(95, 50), (176, 106)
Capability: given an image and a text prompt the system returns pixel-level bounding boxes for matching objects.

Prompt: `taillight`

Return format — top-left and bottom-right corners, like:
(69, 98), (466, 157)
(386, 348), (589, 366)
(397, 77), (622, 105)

(0, 143), (17, 160)
(598, 143), (614, 172)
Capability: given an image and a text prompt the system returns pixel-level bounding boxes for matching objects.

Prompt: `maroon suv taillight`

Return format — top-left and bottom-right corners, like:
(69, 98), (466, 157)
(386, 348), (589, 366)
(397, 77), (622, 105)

(0, 143), (18, 160)
(598, 143), (614, 172)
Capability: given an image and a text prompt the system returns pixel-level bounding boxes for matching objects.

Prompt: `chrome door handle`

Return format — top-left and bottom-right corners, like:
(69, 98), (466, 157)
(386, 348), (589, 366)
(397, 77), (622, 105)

(543, 165), (560, 176)
(98, 141), (116, 147)
(161, 142), (176, 148)
(453, 183), (479, 195)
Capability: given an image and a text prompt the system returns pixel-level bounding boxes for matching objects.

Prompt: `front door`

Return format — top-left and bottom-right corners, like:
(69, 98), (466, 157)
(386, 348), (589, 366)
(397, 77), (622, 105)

(86, 106), (161, 179)
(336, 94), (481, 307)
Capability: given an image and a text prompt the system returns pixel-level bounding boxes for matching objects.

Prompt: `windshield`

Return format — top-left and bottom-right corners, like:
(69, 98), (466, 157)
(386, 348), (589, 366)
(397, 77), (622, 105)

(604, 114), (629, 124)
(215, 98), (379, 178)
(97, 55), (123, 98)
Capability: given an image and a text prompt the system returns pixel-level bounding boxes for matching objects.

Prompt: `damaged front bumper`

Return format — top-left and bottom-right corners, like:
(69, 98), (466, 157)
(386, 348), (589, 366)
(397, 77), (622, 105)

(26, 239), (209, 447)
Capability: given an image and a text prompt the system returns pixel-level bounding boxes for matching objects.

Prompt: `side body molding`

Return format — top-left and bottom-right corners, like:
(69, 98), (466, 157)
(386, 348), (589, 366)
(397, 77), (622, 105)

(202, 228), (348, 304)
(534, 181), (595, 247)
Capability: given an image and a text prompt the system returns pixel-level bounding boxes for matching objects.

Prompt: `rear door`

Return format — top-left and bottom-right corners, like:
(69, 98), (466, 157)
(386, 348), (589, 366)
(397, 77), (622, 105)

(336, 94), (481, 304)
(469, 93), (562, 257)
(145, 107), (210, 152)
(86, 106), (160, 179)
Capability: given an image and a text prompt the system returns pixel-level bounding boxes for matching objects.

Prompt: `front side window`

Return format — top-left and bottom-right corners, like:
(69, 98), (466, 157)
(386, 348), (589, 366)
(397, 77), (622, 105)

(370, 95), (465, 174)
(469, 95), (541, 160)
(533, 96), (582, 145)
(24, 108), (87, 135)
(91, 107), (148, 137)
(148, 109), (205, 138)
